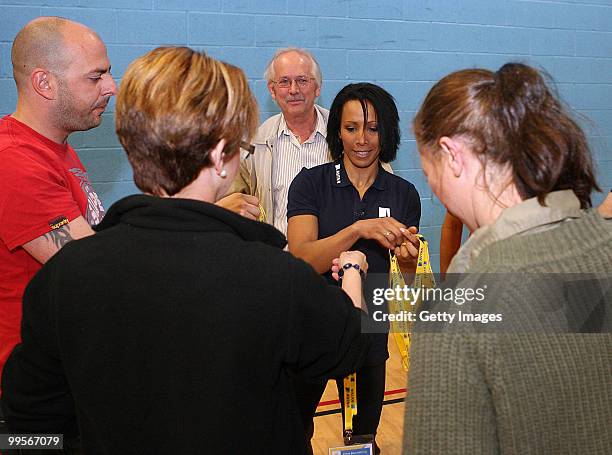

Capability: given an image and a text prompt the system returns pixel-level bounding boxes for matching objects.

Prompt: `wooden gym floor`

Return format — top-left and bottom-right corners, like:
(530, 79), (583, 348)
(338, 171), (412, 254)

(311, 336), (407, 454)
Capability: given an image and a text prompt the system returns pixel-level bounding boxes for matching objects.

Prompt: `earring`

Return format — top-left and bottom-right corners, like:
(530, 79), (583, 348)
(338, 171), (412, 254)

(219, 169), (227, 179)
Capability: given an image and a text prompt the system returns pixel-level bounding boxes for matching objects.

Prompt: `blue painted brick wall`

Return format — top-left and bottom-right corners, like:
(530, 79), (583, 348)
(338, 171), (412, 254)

(2, 0), (612, 272)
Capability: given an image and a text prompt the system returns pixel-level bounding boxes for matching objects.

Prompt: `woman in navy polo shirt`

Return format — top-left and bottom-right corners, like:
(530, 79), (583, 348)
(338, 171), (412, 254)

(287, 83), (421, 452)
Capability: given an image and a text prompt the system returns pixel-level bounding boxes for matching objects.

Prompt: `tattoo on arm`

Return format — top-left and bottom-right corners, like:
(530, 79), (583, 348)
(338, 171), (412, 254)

(44, 225), (74, 251)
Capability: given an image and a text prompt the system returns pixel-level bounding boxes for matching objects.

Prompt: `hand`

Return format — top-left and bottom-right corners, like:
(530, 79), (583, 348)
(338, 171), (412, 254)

(394, 226), (420, 269)
(331, 257), (341, 281)
(598, 191), (612, 218)
(216, 193), (260, 220)
(354, 217), (407, 250)
(331, 251), (368, 281)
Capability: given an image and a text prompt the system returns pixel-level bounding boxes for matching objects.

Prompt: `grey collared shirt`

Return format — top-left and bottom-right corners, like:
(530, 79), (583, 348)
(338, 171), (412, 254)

(449, 190), (583, 273)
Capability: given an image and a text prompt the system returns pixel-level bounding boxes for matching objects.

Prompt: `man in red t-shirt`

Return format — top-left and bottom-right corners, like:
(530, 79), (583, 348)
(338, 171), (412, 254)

(0, 17), (117, 389)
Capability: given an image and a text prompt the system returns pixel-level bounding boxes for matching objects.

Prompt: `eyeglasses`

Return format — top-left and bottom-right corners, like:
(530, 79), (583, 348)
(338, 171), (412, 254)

(272, 76), (315, 89)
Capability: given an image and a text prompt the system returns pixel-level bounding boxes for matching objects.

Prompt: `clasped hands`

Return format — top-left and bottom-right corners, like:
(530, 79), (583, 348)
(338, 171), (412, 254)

(217, 194), (420, 269)
(355, 217), (420, 266)
(331, 218), (420, 280)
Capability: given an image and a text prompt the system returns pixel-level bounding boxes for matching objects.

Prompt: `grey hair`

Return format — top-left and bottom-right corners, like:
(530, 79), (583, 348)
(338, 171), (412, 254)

(263, 47), (322, 87)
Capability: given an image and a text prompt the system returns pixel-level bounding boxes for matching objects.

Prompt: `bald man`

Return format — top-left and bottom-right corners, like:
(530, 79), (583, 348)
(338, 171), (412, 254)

(0, 17), (116, 385)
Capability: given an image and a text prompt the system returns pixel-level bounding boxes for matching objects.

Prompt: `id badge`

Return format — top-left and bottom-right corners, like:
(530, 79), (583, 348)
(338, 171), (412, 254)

(329, 443), (373, 455)
(329, 434), (375, 455)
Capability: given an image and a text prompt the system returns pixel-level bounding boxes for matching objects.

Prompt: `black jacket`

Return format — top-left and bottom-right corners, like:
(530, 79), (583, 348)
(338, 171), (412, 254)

(1, 195), (369, 454)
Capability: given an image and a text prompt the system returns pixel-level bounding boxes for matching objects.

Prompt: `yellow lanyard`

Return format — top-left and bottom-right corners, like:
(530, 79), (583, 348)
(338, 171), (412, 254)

(342, 372), (358, 440)
(258, 203), (267, 223)
(388, 234), (435, 371)
(342, 235), (435, 440)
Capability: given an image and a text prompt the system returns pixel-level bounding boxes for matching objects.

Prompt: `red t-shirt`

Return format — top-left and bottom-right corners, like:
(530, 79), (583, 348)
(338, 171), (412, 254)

(0, 115), (105, 384)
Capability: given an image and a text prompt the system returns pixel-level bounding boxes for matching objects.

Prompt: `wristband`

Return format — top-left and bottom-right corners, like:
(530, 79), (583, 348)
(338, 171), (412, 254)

(338, 263), (365, 279)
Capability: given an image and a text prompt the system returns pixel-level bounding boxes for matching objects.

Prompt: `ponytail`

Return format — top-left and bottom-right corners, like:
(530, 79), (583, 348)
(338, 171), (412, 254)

(414, 63), (599, 208)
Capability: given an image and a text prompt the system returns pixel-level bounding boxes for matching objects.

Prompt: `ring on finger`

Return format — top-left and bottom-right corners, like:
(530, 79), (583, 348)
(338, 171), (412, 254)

(384, 231), (391, 237)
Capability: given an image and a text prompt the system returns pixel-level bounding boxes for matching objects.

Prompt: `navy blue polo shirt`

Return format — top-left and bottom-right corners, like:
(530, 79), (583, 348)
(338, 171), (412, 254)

(288, 160), (421, 275)
(287, 160), (421, 365)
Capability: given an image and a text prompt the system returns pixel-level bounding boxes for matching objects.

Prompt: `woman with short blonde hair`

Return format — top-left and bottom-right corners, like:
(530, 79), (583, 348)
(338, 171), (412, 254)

(116, 46), (258, 197)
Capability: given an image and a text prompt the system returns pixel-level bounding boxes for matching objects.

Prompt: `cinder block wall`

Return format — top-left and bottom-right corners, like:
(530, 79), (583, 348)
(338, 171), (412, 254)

(1, 0), (611, 272)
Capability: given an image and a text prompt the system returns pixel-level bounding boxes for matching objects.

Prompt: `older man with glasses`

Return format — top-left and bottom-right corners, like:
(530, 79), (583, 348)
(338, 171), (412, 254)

(217, 47), (331, 235)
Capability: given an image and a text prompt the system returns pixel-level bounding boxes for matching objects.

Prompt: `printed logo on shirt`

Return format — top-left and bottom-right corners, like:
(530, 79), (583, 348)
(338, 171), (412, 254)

(335, 163), (342, 184)
(49, 216), (69, 230)
(379, 207), (391, 218)
(69, 168), (105, 225)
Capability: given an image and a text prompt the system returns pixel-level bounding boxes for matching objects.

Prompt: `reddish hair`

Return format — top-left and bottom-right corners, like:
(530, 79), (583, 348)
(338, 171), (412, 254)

(413, 63), (599, 208)
(116, 47), (258, 196)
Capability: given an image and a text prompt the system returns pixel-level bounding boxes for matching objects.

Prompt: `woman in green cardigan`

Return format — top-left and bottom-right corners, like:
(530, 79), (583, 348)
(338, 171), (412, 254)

(404, 63), (612, 454)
